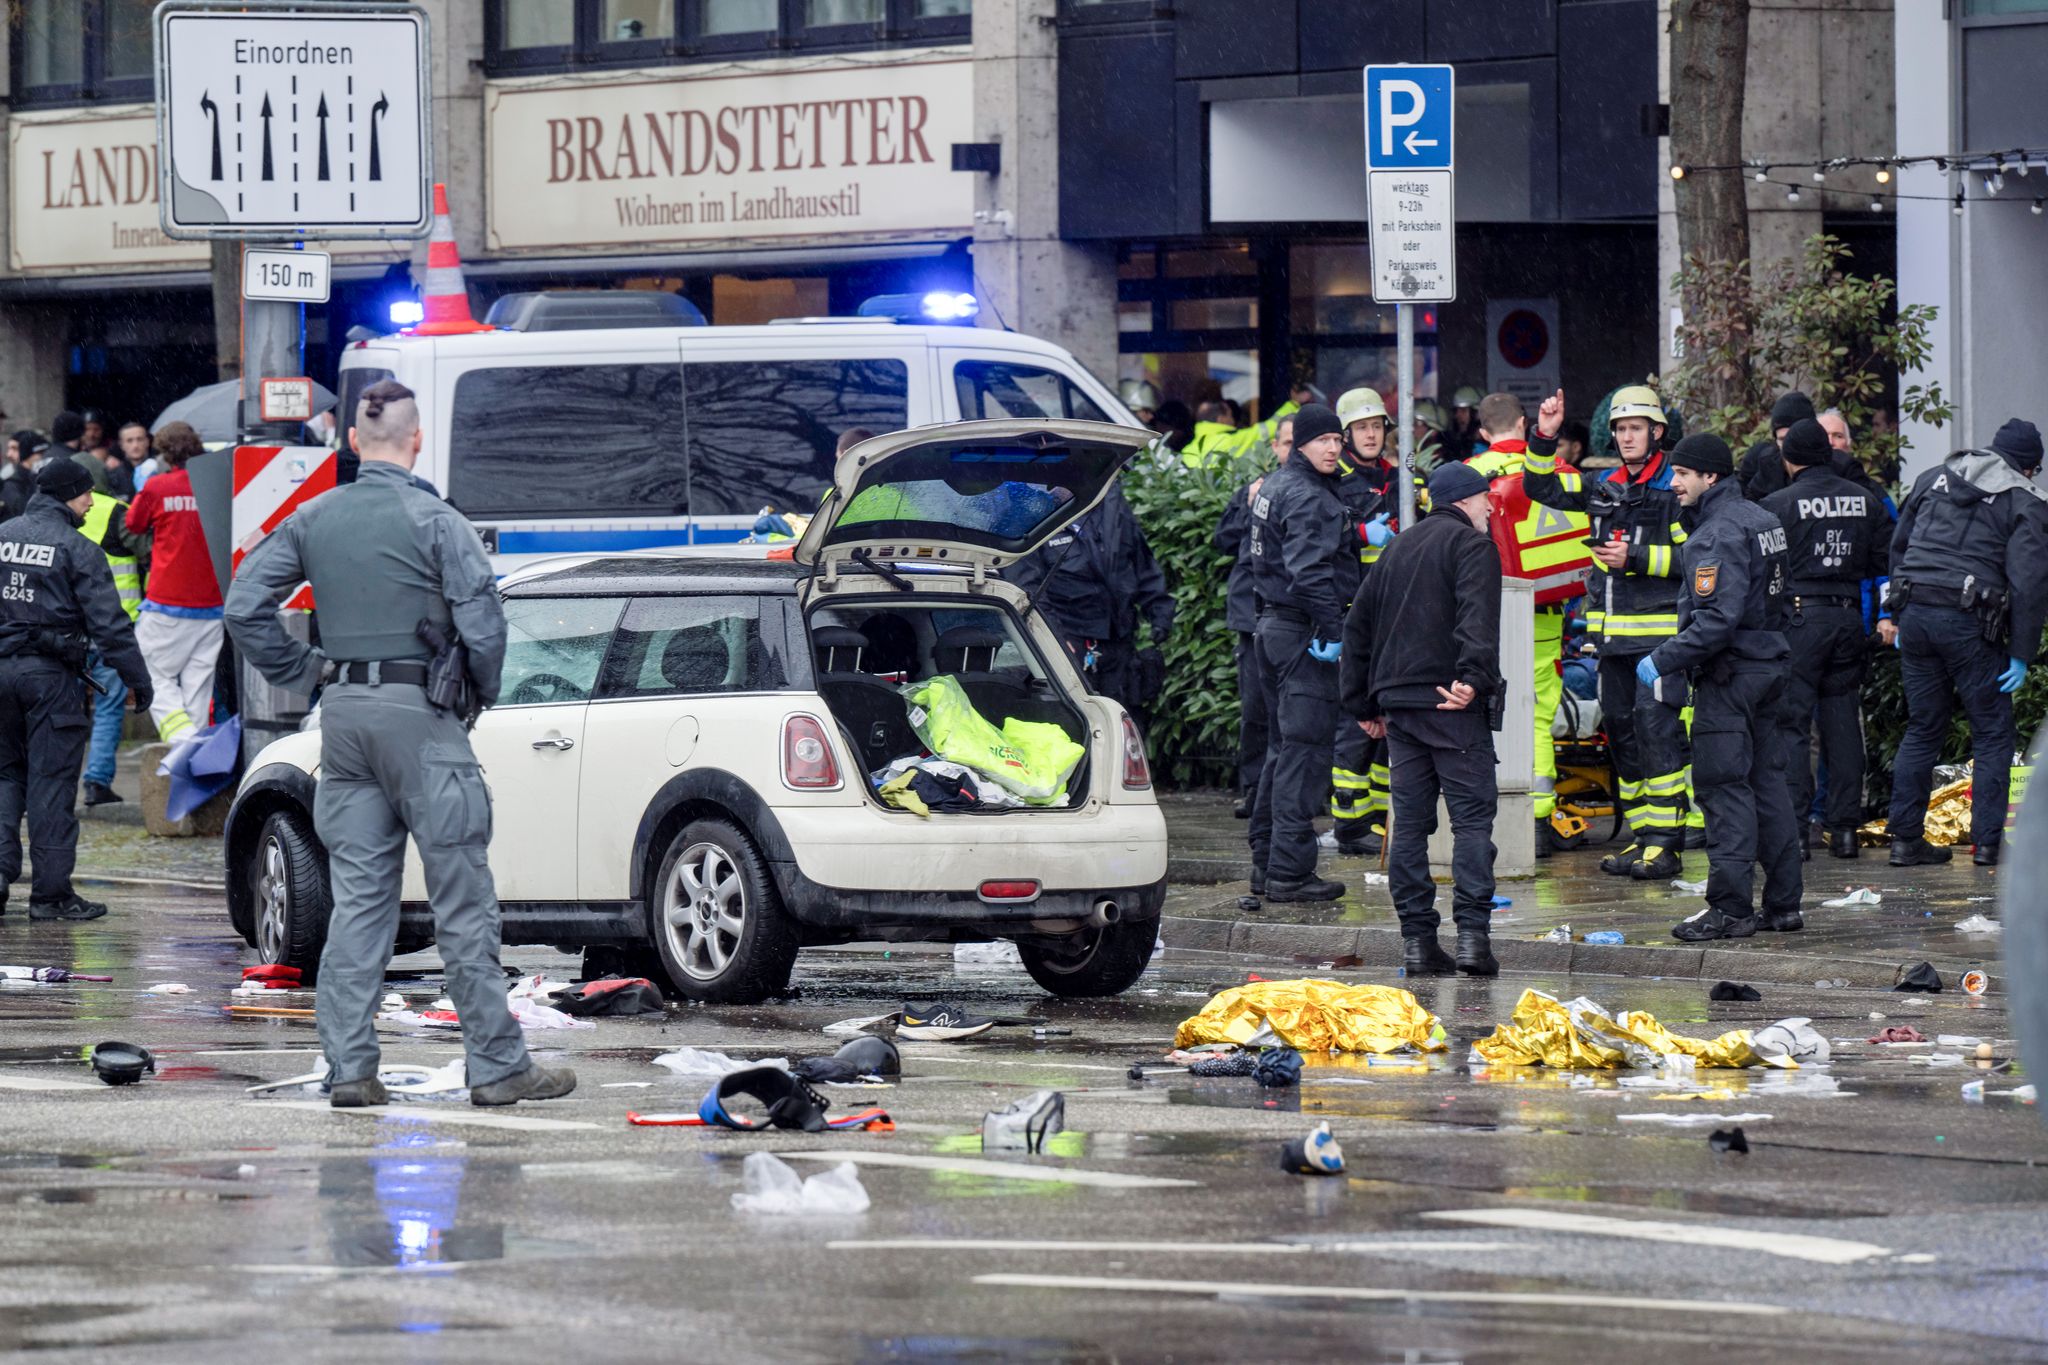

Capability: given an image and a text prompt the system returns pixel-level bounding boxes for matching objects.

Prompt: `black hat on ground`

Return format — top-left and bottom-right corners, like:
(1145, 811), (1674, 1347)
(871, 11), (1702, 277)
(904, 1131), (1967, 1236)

(36, 457), (93, 501)
(1428, 461), (1491, 506)
(1894, 961), (1944, 993)
(1668, 433), (1734, 477)
(90, 1041), (155, 1086)
(1770, 392), (1817, 431)
(1290, 403), (1343, 451)
(1991, 418), (2044, 472)
(1781, 418), (1831, 468)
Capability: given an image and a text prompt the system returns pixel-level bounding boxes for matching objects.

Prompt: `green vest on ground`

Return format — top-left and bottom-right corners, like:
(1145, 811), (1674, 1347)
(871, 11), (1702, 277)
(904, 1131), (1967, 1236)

(80, 491), (141, 621)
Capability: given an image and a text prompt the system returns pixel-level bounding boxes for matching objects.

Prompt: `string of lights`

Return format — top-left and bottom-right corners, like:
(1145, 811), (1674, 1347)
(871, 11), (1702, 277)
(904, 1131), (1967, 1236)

(1669, 150), (2047, 217)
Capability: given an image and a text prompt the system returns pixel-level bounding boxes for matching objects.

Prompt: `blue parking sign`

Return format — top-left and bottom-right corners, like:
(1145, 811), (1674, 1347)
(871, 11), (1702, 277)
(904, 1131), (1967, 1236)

(1364, 65), (1454, 172)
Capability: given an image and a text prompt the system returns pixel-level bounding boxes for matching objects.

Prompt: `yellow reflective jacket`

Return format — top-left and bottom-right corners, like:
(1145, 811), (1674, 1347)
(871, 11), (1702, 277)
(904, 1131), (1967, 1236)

(80, 491), (142, 622)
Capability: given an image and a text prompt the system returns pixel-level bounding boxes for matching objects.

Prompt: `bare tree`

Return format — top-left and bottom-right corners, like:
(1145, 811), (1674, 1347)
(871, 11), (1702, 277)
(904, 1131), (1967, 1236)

(1669, 0), (1752, 412)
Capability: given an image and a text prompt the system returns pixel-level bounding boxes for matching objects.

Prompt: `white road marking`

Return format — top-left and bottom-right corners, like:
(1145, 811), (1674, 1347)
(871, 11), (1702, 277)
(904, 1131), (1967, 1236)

(1422, 1209), (1891, 1264)
(973, 1272), (1789, 1316)
(778, 1151), (1199, 1189)
(0, 1072), (103, 1091)
(831, 1239), (1511, 1256)
(252, 1100), (600, 1132)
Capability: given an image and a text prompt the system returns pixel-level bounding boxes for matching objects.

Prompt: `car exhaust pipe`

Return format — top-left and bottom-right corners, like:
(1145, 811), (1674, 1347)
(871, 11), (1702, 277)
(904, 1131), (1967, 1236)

(1088, 899), (1121, 928)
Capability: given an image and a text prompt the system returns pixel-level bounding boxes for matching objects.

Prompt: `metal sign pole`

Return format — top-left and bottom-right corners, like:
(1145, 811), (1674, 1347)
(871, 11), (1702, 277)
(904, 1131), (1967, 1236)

(1397, 302), (1417, 528)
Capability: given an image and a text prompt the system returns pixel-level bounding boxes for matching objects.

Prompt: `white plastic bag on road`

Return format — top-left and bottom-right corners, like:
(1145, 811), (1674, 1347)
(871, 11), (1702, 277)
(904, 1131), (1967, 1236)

(1748, 1017), (1831, 1066)
(954, 941), (1023, 968)
(508, 995), (595, 1031)
(652, 1047), (787, 1077)
(730, 1152), (870, 1215)
(1955, 914), (2002, 934)
(1820, 887), (1881, 908)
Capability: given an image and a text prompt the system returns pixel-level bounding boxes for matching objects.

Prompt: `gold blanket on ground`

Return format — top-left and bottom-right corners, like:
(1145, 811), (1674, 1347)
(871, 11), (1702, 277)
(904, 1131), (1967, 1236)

(1173, 979), (1446, 1054)
(1471, 988), (1774, 1069)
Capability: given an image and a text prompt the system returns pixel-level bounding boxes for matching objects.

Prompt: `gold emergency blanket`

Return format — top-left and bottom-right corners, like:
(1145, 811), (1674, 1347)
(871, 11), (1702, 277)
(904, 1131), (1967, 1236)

(1858, 776), (1971, 848)
(1471, 989), (1780, 1070)
(1173, 979), (1447, 1055)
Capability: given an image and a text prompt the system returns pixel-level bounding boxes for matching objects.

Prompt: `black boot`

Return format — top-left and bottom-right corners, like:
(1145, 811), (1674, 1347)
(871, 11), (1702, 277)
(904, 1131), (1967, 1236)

(1265, 876), (1346, 903)
(1454, 931), (1499, 976)
(330, 1078), (389, 1109)
(1404, 935), (1456, 976)
(1671, 906), (1758, 942)
(1233, 796), (1252, 819)
(1828, 829), (1860, 859)
(1599, 843), (1642, 876)
(29, 894), (108, 922)
(1890, 837), (1953, 867)
(1249, 867), (1267, 896)
(1758, 908), (1805, 932)
(470, 1064), (578, 1107)
(1628, 845), (1682, 881)
(1534, 819), (1554, 860)
(1974, 842), (2000, 868)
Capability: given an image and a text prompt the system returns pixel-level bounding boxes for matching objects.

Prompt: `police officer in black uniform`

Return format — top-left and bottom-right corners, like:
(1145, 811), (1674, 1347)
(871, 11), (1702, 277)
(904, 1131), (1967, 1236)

(1213, 416), (1291, 815)
(1759, 419), (1893, 860)
(0, 459), (152, 921)
(1885, 418), (2048, 869)
(1638, 435), (1802, 942)
(1246, 404), (1356, 903)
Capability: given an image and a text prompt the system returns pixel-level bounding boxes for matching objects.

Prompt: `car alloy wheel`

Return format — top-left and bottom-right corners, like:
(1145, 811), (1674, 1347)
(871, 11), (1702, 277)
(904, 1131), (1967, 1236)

(257, 833), (293, 964)
(665, 841), (748, 981)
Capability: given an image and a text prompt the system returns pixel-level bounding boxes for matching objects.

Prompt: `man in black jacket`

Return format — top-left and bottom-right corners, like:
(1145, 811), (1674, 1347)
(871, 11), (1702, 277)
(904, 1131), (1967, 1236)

(1246, 404), (1355, 902)
(1213, 415), (1292, 815)
(1341, 462), (1505, 976)
(1885, 419), (2048, 868)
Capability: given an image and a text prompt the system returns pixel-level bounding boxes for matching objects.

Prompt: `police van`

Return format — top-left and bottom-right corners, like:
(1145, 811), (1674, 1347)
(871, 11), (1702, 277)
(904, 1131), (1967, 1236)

(335, 289), (1138, 574)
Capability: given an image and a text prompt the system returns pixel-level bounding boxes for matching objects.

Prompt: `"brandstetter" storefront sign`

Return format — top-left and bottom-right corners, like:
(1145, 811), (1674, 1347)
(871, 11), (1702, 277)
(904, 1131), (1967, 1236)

(484, 54), (972, 253)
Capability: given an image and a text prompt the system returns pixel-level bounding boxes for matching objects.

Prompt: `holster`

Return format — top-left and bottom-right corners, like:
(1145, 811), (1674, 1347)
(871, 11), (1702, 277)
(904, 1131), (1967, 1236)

(415, 619), (480, 728)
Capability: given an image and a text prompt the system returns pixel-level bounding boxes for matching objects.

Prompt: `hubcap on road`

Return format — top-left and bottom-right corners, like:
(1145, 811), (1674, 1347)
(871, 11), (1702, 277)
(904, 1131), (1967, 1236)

(664, 843), (745, 980)
(257, 836), (290, 963)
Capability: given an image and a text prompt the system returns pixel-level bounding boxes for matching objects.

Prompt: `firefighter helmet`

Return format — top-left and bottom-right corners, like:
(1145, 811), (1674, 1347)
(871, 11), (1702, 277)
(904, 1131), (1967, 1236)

(1606, 385), (1668, 428)
(1336, 386), (1389, 428)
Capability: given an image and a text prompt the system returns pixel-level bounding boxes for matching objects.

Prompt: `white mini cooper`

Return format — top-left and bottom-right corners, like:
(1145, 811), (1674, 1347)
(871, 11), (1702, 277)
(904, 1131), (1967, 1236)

(223, 420), (1169, 1002)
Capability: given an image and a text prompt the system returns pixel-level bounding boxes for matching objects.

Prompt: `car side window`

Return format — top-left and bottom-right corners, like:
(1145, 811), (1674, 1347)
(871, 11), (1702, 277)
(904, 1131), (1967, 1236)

(953, 360), (1110, 423)
(598, 595), (795, 699)
(498, 597), (625, 705)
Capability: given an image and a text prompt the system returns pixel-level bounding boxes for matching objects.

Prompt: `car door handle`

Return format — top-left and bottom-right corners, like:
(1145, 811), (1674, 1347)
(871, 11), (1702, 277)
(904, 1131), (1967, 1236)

(532, 736), (575, 752)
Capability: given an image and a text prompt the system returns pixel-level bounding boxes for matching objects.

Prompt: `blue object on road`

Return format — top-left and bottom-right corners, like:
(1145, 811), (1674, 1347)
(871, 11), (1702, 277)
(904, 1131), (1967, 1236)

(1307, 638), (1342, 663)
(1491, 895), (1512, 908)
(1635, 654), (1661, 689)
(1584, 930), (1626, 945)
(164, 716), (243, 823)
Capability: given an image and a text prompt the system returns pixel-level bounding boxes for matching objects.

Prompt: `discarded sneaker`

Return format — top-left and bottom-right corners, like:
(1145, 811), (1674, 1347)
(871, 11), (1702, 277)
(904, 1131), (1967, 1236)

(1628, 846), (1682, 881)
(29, 894), (108, 922)
(1279, 1120), (1345, 1175)
(1890, 837), (1952, 867)
(469, 1063), (578, 1107)
(1757, 909), (1805, 933)
(1264, 876), (1346, 903)
(329, 1077), (390, 1108)
(1454, 931), (1499, 977)
(1599, 843), (1642, 876)
(82, 781), (124, 807)
(897, 1003), (996, 1040)
(1672, 906), (1757, 942)
(1403, 936), (1457, 977)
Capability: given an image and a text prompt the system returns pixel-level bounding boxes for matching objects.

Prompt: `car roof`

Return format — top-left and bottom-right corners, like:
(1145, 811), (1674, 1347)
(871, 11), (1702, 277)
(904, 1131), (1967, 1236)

(339, 322), (1082, 361)
(502, 554), (808, 599)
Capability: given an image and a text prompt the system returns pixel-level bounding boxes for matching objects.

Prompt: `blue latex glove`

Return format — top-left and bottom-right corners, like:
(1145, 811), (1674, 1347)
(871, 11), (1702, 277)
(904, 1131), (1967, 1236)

(1998, 657), (2027, 693)
(1362, 513), (1392, 548)
(1635, 654), (1661, 690)
(1307, 638), (1342, 663)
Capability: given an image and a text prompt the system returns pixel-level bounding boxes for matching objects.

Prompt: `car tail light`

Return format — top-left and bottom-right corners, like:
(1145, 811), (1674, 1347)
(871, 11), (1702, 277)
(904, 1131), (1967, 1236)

(979, 880), (1040, 903)
(782, 714), (841, 789)
(1120, 713), (1152, 790)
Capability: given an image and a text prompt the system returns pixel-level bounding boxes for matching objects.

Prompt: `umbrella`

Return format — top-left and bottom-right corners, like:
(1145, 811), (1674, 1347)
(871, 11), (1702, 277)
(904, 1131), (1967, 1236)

(152, 379), (336, 444)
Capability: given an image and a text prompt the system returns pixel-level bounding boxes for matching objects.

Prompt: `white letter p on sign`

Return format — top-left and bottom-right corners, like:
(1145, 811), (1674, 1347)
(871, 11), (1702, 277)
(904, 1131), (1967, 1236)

(1378, 79), (1425, 158)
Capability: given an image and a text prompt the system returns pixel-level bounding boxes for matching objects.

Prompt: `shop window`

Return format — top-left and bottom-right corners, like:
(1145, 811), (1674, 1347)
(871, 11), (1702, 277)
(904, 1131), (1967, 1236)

(809, 0), (884, 24)
(954, 361), (1109, 423)
(486, 0), (967, 70)
(683, 359), (910, 516)
(605, 0), (677, 40)
(702, 0), (778, 35)
(599, 597), (794, 698)
(502, 0), (576, 46)
(448, 363), (691, 519)
(10, 0), (155, 105)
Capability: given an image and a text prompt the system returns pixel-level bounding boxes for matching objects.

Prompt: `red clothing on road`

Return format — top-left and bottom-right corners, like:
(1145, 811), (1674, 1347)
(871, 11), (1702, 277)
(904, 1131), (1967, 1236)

(124, 468), (223, 609)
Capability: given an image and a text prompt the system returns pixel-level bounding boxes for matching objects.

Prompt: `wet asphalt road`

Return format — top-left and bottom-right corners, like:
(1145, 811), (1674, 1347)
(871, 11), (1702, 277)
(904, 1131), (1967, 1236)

(2, 887), (2045, 1364)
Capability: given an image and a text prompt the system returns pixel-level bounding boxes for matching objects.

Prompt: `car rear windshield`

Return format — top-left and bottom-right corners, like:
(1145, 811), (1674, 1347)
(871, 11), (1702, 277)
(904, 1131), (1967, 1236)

(446, 358), (908, 521)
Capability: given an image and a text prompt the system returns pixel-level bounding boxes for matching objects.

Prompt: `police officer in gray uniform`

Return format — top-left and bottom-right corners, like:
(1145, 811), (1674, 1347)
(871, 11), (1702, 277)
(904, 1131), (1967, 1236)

(226, 381), (574, 1108)
(0, 459), (153, 920)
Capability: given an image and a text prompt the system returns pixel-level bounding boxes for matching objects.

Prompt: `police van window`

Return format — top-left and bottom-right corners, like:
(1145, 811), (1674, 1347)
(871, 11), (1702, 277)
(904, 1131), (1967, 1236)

(449, 364), (688, 518)
(953, 361), (1109, 423)
(682, 359), (908, 519)
(500, 597), (625, 705)
(597, 596), (795, 698)
(335, 366), (394, 436)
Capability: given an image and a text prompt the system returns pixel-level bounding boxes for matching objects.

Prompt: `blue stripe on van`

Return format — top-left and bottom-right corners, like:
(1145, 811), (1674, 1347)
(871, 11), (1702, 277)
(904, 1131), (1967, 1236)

(494, 526), (753, 553)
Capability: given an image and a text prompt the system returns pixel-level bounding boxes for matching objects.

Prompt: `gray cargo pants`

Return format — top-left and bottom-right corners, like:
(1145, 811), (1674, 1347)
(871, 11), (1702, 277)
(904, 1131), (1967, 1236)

(313, 683), (529, 1089)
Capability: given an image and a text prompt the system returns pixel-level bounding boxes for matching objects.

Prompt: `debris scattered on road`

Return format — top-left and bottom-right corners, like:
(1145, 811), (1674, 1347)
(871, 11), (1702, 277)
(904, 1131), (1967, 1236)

(1252, 1047), (1303, 1088)
(1867, 1025), (1927, 1044)
(1671, 878), (1707, 894)
(1583, 931), (1625, 945)
(1279, 1120), (1345, 1175)
(89, 1041), (154, 1086)
(898, 1002), (998, 1041)
(1237, 895), (1264, 913)
(550, 977), (665, 1016)
(1954, 914), (2001, 935)
(145, 983), (193, 995)
(1471, 990), (1798, 1070)
(2, 966), (111, 983)
(1710, 981), (1762, 1002)
(1961, 970), (1989, 996)
(823, 1013), (895, 1036)
(1893, 962), (1944, 993)
(792, 1035), (901, 1084)
(1748, 1018), (1831, 1065)
(731, 1153), (871, 1215)
(1708, 1126), (1750, 1153)
(1821, 887), (1882, 907)
(1174, 979), (1446, 1055)
(1615, 1111), (1773, 1125)
(1541, 925), (1572, 943)
(983, 1089), (1065, 1153)
(1961, 1079), (1985, 1103)
(653, 1047), (788, 1077)
(240, 964), (303, 989)
(954, 940), (1023, 968)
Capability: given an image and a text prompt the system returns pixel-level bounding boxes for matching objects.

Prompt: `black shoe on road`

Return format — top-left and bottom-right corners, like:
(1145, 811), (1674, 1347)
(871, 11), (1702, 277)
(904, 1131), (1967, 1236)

(330, 1078), (390, 1109)
(1758, 909), (1805, 933)
(1233, 797), (1252, 819)
(29, 894), (107, 922)
(1403, 936), (1457, 976)
(1672, 906), (1758, 942)
(1828, 829), (1861, 859)
(898, 1004), (997, 1040)
(1454, 931), (1499, 976)
(1264, 876), (1346, 903)
(470, 1064), (578, 1106)
(1249, 867), (1267, 896)
(82, 781), (124, 807)
(1974, 843), (2000, 868)
(1890, 837), (1953, 867)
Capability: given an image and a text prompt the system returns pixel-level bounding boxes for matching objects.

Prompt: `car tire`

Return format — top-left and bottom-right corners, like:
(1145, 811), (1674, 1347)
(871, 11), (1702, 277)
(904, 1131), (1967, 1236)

(253, 809), (331, 982)
(648, 818), (799, 1004)
(1018, 920), (1156, 998)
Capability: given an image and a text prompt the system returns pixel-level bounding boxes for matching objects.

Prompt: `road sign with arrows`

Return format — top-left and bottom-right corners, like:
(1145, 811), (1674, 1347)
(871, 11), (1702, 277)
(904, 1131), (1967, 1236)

(155, 6), (430, 238)
(1363, 63), (1456, 304)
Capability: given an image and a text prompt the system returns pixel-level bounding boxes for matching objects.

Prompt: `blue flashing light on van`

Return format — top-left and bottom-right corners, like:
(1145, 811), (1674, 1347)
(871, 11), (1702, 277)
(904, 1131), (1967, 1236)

(856, 291), (980, 324)
(389, 299), (426, 326)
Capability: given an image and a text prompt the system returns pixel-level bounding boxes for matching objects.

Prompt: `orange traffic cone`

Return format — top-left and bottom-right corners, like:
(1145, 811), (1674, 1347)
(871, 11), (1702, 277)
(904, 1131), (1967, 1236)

(410, 182), (490, 335)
